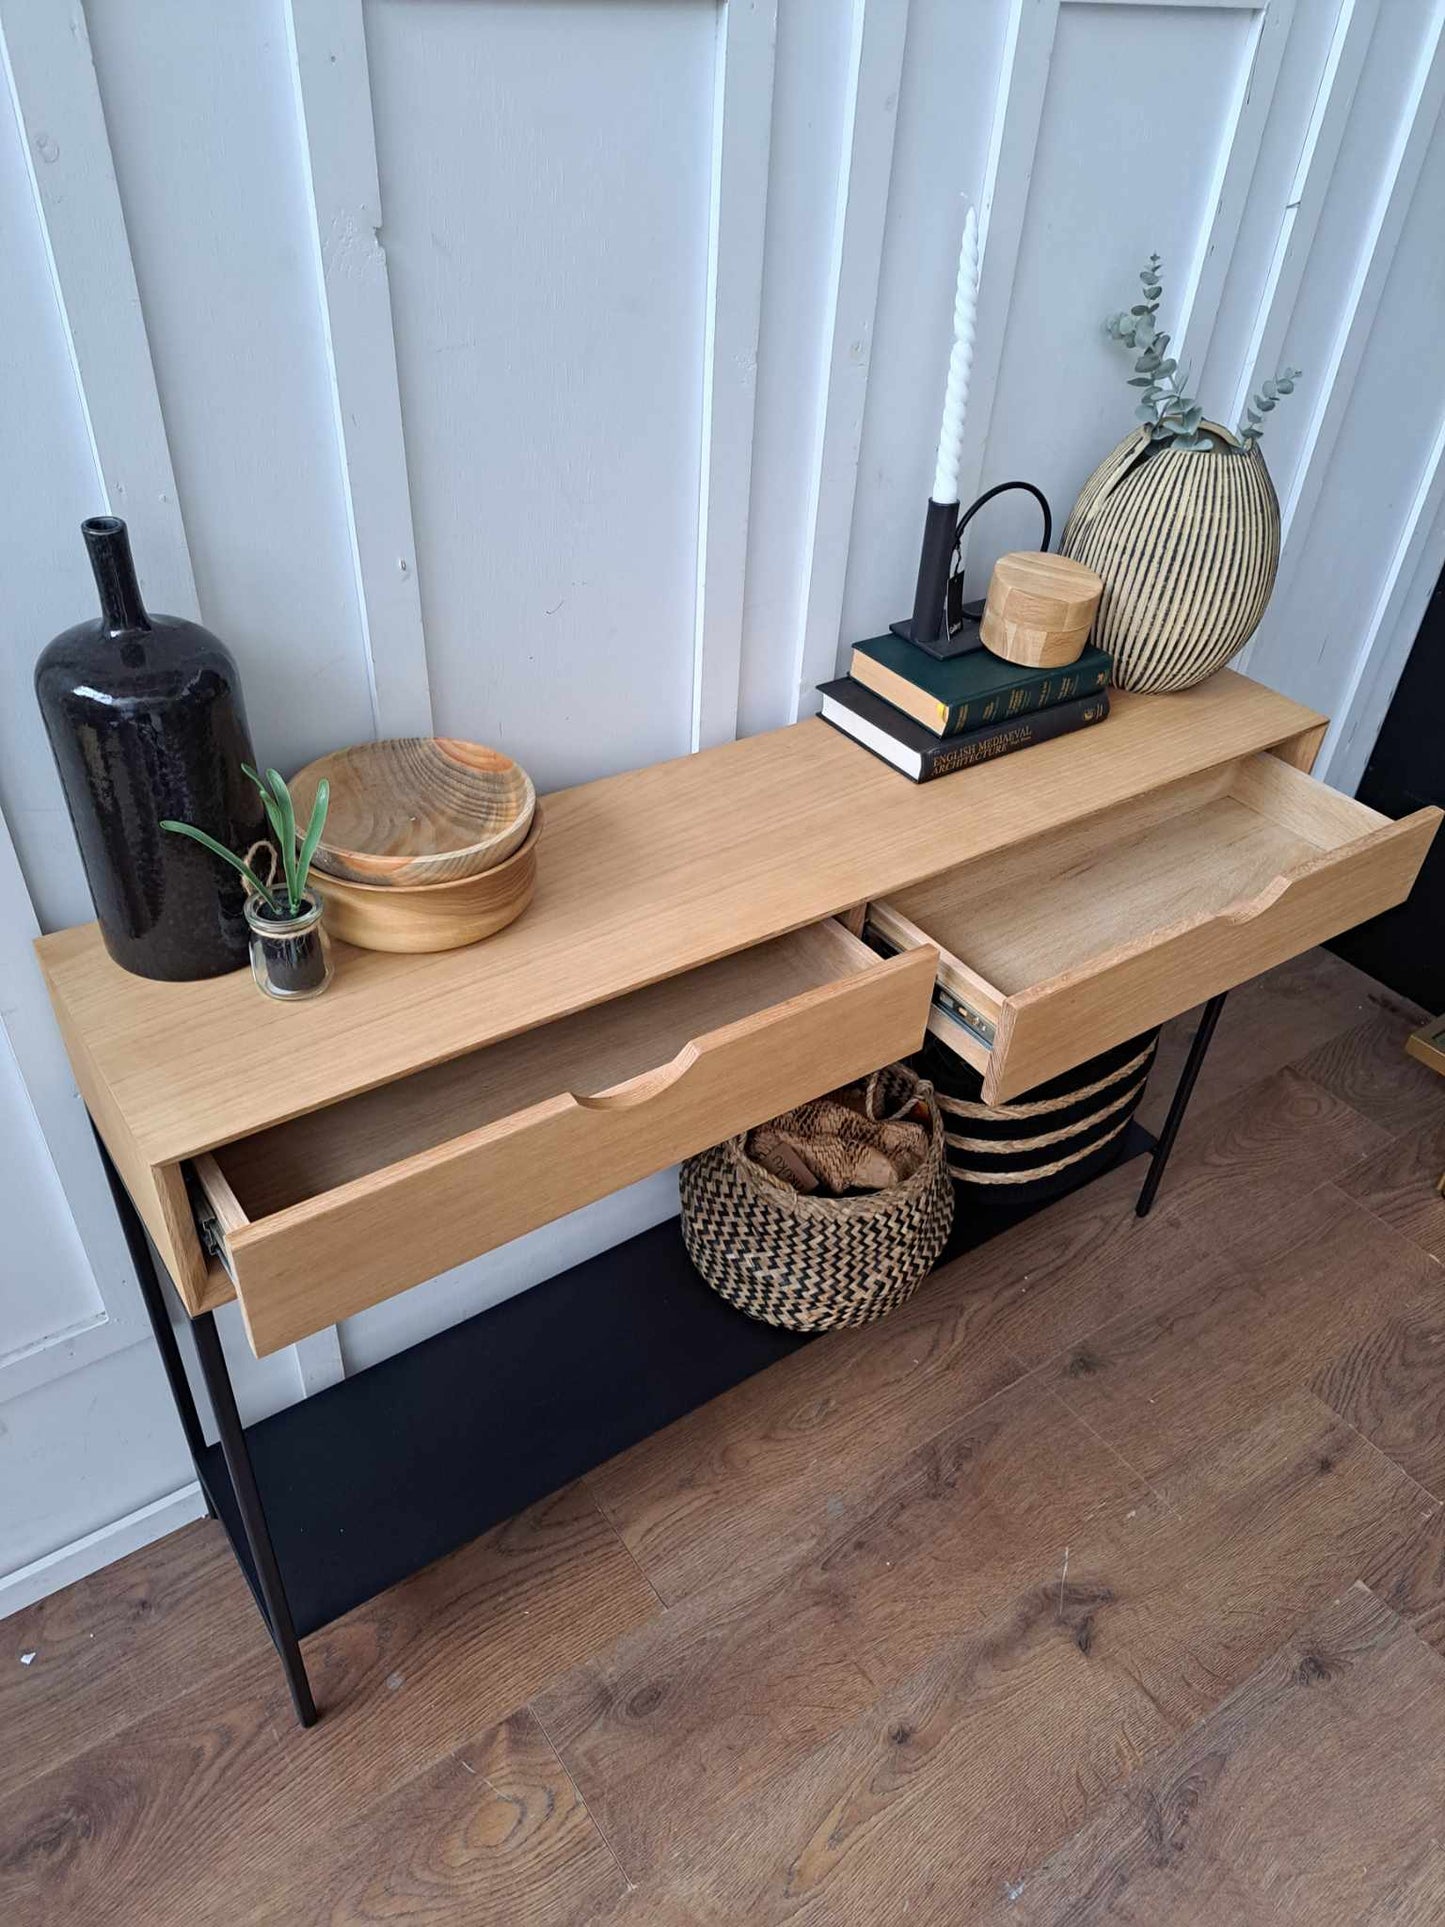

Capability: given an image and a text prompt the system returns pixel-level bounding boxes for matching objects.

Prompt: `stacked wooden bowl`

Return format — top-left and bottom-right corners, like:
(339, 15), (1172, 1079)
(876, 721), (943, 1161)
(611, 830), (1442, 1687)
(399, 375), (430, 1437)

(289, 739), (540, 953)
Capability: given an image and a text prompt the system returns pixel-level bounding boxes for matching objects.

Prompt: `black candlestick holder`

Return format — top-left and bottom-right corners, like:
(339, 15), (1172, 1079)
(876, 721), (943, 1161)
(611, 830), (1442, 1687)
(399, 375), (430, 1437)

(890, 480), (1054, 660)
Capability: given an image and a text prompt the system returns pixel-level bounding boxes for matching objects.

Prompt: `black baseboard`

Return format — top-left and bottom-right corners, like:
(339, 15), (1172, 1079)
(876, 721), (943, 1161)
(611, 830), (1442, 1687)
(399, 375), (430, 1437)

(202, 1120), (1153, 1639)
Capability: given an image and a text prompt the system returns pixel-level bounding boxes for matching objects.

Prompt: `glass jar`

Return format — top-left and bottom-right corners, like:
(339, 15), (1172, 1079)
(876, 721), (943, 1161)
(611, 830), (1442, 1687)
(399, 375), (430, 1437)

(244, 891), (332, 1000)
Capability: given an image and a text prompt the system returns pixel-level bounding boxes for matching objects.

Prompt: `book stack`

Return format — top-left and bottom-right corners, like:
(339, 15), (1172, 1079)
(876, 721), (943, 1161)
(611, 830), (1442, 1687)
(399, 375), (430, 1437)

(819, 632), (1112, 783)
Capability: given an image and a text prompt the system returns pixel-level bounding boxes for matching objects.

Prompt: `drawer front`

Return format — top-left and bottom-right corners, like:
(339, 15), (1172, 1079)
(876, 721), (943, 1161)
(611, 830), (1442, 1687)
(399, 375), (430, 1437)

(218, 942), (936, 1354)
(990, 807), (1438, 1101)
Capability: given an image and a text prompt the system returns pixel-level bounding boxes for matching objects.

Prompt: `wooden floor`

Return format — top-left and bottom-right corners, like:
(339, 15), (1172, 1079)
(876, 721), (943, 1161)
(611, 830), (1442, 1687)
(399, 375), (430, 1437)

(8, 949), (1445, 1925)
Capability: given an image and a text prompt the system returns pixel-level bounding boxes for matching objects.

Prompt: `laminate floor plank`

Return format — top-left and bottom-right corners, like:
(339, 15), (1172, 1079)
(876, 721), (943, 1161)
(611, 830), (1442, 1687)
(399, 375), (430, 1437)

(585, 1392), (1432, 1926)
(944, 1156), (1234, 1371)
(234, 1706), (626, 1927)
(977, 1584), (1445, 1926)
(1047, 1185), (1443, 1484)
(588, 1161), (1220, 1608)
(0, 1520), (266, 1802)
(1131, 1066), (1392, 1275)
(537, 1380), (1150, 1882)
(593, 1565), (1176, 1927)
(1311, 1282), (1445, 1496)
(1339, 1115), (1445, 1260)
(1136, 948), (1421, 1135)
(586, 1237), (1029, 1607)
(1072, 1389), (1437, 1734)
(0, 1482), (656, 1927)
(1363, 1506), (1445, 1659)
(1293, 1011), (1445, 1136)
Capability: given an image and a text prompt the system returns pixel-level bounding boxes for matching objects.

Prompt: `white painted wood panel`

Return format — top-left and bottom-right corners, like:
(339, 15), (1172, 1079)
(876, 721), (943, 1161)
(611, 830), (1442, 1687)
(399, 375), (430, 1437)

(82, 0), (381, 781)
(363, 0), (715, 788)
(736, 0), (856, 735)
(975, 0), (1280, 585)
(691, 0), (776, 748)
(844, 0), (1297, 644)
(835, 0), (1014, 672)
(0, 1025), (97, 1362)
(1252, 51), (1445, 759)
(284, 0), (435, 742)
(787, 0), (910, 719)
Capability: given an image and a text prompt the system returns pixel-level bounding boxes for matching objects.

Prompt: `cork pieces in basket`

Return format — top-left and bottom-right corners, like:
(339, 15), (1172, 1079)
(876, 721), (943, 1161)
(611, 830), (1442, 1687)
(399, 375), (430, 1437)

(317, 806), (542, 952)
(290, 738), (536, 887)
(979, 551), (1104, 668)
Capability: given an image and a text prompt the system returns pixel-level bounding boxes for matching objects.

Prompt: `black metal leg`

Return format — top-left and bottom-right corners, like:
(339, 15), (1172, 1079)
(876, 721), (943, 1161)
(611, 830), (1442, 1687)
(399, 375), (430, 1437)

(91, 1123), (317, 1726)
(1136, 992), (1228, 1218)
(192, 1312), (318, 1727)
(93, 1127), (212, 1495)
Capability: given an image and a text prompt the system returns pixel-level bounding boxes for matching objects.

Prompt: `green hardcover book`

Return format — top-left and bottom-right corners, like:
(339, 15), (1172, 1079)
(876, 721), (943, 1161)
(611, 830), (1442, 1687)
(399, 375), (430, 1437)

(849, 633), (1111, 738)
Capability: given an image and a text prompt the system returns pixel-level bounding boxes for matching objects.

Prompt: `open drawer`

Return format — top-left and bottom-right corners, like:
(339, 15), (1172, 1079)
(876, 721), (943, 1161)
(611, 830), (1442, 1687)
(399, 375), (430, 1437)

(190, 919), (935, 1354)
(866, 751), (1440, 1106)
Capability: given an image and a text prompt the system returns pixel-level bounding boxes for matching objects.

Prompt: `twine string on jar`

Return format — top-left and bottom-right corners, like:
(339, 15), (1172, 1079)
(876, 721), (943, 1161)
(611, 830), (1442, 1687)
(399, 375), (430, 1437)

(243, 841), (282, 911)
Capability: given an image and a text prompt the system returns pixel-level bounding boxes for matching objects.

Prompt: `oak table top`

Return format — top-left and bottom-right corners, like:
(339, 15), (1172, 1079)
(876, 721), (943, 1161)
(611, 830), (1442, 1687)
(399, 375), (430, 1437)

(36, 670), (1324, 1166)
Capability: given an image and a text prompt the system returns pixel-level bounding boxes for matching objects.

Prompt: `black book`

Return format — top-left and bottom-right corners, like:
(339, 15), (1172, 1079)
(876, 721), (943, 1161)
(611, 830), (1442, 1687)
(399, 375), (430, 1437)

(817, 676), (1110, 781)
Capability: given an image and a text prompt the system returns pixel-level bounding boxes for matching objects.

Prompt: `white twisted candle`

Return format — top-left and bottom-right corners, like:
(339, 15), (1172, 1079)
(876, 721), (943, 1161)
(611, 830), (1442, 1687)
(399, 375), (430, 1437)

(930, 204), (978, 505)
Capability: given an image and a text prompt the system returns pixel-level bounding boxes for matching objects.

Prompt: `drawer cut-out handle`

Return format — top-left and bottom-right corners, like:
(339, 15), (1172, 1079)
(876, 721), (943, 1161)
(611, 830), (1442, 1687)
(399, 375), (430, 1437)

(571, 1042), (702, 1111)
(1224, 870), (1296, 925)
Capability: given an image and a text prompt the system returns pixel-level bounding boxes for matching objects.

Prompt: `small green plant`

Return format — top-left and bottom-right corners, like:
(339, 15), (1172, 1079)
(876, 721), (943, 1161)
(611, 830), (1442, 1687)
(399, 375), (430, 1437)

(1105, 254), (1300, 450)
(162, 765), (329, 919)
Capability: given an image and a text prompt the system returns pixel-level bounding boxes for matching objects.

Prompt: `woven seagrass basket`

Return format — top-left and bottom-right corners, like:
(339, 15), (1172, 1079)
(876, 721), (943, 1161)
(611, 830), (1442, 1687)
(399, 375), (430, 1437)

(680, 1065), (954, 1332)
(918, 1027), (1159, 1211)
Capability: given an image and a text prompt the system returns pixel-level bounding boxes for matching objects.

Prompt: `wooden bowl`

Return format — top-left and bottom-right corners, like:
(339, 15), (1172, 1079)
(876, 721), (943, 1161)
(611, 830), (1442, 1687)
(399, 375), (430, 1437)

(316, 808), (542, 953)
(291, 738), (536, 887)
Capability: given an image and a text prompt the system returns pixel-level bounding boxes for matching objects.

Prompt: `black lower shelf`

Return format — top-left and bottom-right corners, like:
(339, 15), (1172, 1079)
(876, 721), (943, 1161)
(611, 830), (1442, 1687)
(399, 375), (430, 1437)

(201, 1120), (1153, 1639)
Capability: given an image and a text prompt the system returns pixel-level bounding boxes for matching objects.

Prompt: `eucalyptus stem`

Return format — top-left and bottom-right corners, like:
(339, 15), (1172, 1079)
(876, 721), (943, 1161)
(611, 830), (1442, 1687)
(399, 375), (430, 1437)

(1104, 254), (1300, 450)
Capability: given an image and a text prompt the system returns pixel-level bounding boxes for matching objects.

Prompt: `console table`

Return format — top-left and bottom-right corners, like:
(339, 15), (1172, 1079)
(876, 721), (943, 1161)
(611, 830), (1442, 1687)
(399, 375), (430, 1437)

(37, 671), (1440, 1724)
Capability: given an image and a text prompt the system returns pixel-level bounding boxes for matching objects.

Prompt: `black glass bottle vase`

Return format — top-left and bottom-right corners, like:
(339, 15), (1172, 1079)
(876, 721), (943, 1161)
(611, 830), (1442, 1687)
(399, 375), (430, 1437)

(35, 518), (267, 981)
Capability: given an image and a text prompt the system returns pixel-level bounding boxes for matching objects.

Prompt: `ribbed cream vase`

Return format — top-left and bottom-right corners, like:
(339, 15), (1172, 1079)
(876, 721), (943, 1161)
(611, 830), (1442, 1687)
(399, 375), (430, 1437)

(1060, 424), (1280, 693)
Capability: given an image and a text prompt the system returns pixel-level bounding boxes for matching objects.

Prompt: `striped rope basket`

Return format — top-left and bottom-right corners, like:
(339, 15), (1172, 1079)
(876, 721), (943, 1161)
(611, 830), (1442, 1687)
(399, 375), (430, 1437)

(918, 1028), (1159, 1210)
(1061, 424), (1279, 693)
(680, 1065), (954, 1332)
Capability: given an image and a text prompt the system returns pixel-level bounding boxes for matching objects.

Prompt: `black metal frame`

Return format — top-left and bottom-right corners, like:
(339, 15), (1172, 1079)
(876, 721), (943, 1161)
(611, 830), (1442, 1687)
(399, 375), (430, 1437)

(1135, 993), (1227, 1219)
(91, 994), (1222, 1728)
(97, 1129), (317, 1726)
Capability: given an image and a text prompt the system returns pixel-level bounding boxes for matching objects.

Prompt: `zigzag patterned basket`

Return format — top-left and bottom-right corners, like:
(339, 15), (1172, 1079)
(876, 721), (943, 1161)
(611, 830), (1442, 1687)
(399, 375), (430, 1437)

(680, 1065), (954, 1332)
(1061, 424), (1280, 692)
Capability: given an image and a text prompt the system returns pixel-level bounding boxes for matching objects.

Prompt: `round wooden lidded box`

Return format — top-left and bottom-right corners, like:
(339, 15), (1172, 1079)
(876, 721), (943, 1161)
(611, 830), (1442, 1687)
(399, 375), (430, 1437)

(979, 551), (1104, 669)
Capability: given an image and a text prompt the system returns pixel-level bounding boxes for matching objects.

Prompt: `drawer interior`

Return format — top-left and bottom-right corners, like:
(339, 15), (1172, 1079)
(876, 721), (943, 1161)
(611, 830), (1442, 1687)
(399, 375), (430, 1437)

(883, 752), (1391, 1000)
(198, 917), (884, 1223)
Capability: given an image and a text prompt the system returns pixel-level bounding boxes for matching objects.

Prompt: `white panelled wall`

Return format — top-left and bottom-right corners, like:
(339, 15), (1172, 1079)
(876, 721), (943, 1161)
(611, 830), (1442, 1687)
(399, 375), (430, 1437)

(2, 0), (1442, 1608)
